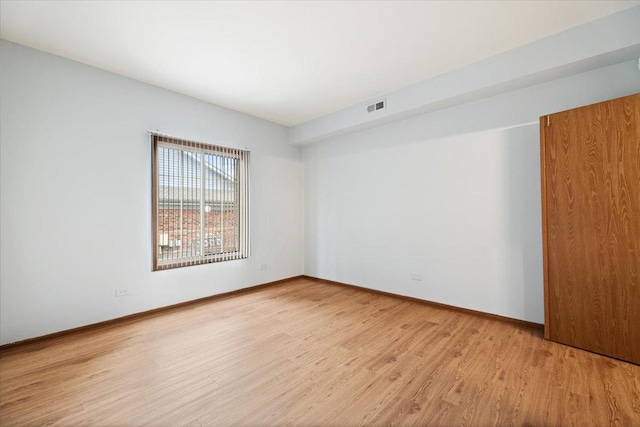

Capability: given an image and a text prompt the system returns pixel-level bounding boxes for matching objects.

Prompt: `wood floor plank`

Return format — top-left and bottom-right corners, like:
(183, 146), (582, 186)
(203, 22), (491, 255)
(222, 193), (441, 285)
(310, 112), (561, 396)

(1, 278), (639, 426)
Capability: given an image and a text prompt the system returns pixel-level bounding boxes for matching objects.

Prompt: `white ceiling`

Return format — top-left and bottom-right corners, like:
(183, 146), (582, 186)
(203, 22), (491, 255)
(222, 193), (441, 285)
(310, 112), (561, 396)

(1, 1), (638, 126)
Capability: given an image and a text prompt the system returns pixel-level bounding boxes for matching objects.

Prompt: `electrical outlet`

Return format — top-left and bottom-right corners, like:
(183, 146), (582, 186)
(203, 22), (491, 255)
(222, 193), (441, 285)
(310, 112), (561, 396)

(410, 273), (423, 281)
(260, 264), (268, 270)
(115, 288), (130, 297)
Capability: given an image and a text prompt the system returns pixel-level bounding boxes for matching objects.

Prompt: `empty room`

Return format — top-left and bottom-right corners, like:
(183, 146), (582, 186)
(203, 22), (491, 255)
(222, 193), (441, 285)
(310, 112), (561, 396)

(1, 1), (639, 425)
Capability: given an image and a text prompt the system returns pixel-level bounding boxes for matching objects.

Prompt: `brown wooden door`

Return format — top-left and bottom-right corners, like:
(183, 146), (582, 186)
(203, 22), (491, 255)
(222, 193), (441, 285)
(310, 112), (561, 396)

(541, 93), (640, 365)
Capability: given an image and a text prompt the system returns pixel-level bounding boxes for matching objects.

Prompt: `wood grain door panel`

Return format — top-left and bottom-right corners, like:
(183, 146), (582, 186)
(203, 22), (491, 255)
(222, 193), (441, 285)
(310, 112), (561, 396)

(541, 93), (640, 364)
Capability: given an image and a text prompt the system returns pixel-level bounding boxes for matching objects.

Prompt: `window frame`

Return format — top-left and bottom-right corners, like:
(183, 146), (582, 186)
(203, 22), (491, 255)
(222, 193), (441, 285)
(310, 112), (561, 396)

(151, 133), (250, 271)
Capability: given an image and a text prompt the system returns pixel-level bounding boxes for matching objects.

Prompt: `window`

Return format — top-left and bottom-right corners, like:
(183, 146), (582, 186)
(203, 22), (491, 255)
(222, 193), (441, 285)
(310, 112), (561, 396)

(151, 133), (249, 270)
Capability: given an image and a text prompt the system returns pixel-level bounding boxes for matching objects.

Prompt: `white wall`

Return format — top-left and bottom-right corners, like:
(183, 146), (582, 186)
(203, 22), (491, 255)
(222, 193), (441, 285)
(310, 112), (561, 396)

(303, 60), (640, 324)
(2, 40), (639, 346)
(0, 40), (303, 345)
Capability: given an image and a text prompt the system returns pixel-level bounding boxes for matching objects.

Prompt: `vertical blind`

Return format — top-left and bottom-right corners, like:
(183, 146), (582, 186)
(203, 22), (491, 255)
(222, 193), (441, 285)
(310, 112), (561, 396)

(151, 132), (250, 270)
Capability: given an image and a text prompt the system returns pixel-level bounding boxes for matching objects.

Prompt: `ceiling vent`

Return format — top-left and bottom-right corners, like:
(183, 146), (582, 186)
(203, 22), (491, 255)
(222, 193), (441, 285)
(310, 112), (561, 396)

(367, 99), (386, 113)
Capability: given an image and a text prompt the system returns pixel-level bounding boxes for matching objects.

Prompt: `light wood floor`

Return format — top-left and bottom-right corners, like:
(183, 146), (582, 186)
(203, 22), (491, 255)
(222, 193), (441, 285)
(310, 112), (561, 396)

(1, 278), (639, 426)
